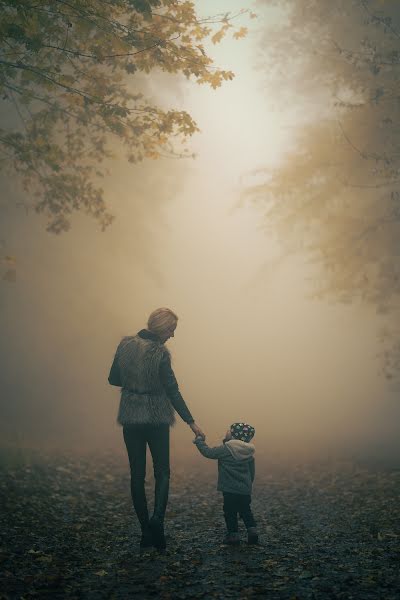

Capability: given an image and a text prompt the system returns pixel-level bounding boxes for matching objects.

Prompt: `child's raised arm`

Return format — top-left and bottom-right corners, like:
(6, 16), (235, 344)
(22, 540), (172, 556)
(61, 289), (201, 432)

(193, 437), (230, 460)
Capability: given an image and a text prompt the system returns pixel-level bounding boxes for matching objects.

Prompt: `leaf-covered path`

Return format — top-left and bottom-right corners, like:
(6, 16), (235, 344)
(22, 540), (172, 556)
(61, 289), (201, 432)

(1, 454), (399, 599)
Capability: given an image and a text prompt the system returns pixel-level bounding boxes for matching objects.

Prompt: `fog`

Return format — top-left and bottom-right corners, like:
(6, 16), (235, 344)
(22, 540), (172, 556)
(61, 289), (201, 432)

(1, 0), (399, 466)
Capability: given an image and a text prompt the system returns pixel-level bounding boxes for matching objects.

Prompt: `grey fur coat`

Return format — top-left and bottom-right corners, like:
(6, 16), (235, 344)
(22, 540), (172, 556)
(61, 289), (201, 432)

(113, 335), (176, 426)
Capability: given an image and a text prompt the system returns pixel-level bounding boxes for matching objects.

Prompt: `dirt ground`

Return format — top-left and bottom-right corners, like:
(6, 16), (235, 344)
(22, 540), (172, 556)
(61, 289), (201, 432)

(0, 452), (399, 599)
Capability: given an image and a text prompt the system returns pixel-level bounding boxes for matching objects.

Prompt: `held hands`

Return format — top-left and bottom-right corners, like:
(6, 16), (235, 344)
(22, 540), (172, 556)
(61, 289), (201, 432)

(190, 422), (205, 441)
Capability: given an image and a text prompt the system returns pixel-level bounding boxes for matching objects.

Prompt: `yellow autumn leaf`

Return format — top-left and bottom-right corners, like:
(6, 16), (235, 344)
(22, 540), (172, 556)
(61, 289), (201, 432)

(2, 255), (16, 266)
(233, 27), (248, 40)
(37, 555), (53, 563)
(211, 30), (224, 44)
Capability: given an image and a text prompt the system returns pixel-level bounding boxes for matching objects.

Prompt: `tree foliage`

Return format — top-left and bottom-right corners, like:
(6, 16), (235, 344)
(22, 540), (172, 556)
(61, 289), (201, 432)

(250, 0), (400, 376)
(0, 0), (253, 232)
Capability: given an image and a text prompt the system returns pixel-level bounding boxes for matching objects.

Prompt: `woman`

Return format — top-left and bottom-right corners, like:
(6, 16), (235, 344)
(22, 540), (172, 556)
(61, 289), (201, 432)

(108, 307), (204, 550)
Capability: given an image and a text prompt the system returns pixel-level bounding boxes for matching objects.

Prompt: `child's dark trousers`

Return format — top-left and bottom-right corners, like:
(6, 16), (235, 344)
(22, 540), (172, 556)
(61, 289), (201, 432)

(223, 492), (256, 533)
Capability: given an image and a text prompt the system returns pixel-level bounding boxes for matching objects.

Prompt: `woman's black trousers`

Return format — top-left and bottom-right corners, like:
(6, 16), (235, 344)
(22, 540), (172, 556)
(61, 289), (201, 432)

(123, 424), (170, 531)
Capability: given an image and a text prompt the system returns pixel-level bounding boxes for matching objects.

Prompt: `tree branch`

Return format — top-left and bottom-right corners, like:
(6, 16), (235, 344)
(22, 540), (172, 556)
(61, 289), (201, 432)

(337, 119), (368, 159)
(359, 0), (400, 41)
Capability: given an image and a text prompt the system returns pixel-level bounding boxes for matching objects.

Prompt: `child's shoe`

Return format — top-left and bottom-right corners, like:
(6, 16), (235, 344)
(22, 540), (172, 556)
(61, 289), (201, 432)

(247, 527), (259, 545)
(224, 532), (240, 545)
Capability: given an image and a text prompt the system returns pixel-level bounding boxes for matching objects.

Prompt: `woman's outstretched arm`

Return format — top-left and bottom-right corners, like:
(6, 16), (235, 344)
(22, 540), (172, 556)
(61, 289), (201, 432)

(159, 354), (205, 438)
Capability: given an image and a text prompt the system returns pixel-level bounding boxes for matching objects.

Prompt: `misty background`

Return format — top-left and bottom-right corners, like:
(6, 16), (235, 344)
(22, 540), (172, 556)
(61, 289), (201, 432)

(1, 0), (399, 465)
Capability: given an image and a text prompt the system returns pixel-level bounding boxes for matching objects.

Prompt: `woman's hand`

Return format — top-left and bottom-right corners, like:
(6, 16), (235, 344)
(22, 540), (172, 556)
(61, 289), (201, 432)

(190, 422), (205, 440)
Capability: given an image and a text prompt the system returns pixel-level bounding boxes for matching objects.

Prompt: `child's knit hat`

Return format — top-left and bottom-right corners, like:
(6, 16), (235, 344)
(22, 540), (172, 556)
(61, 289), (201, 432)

(230, 422), (255, 443)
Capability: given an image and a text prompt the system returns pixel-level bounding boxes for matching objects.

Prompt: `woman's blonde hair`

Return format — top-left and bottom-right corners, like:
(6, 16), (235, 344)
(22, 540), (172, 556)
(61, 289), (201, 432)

(147, 307), (178, 337)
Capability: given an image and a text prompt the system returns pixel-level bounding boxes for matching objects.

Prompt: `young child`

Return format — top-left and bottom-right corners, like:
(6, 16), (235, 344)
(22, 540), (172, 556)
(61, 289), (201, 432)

(193, 422), (258, 545)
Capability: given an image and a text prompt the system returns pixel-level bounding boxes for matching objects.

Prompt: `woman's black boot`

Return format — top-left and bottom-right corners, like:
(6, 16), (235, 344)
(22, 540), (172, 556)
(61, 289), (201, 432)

(131, 476), (152, 549)
(140, 526), (153, 550)
(149, 517), (166, 551)
(150, 473), (169, 550)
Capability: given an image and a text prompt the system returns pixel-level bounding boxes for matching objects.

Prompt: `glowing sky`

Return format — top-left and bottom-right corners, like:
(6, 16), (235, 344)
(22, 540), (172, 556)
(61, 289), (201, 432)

(0, 0), (398, 460)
